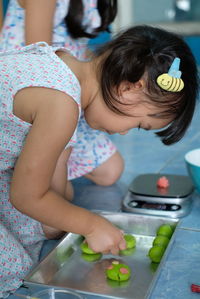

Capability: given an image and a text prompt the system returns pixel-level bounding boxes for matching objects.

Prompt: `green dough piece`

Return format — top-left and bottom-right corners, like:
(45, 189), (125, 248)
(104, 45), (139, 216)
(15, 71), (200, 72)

(106, 278), (130, 288)
(156, 224), (173, 239)
(150, 262), (159, 273)
(106, 262), (131, 282)
(119, 247), (136, 256)
(80, 241), (97, 255)
(124, 234), (136, 249)
(148, 245), (165, 263)
(119, 234), (136, 255)
(153, 235), (169, 249)
(81, 253), (102, 262)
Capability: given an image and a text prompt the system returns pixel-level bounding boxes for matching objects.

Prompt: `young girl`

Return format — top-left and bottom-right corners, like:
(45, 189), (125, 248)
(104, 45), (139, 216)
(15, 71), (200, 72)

(0, 0), (124, 200)
(0, 25), (198, 296)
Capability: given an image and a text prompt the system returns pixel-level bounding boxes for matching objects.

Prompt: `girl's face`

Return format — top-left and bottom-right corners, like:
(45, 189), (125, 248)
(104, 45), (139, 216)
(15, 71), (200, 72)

(84, 83), (172, 135)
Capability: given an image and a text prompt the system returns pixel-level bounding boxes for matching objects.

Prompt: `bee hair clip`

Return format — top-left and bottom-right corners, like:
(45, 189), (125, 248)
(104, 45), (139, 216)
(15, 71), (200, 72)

(156, 57), (184, 92)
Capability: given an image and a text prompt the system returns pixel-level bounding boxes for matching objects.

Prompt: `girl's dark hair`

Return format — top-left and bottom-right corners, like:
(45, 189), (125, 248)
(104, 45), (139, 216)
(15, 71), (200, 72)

(95, 25), (199, 145)
(65, 0), (117, 38)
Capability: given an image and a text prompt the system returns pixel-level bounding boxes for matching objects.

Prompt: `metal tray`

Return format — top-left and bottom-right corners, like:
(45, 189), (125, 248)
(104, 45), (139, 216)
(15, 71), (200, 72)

(24, 211), (179, 299)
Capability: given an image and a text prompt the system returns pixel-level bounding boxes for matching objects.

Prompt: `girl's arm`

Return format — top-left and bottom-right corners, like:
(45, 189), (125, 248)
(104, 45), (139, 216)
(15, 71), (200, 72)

(51, 148), (72, 199)
(21, 0), (57, 45)
(11, 87), (126, 254)
(11, 87), (80, 229)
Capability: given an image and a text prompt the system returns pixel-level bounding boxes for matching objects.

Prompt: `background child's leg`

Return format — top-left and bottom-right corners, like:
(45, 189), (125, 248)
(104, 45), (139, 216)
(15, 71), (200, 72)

(85, 151), (124, 186)
(68, 115), (123, 184)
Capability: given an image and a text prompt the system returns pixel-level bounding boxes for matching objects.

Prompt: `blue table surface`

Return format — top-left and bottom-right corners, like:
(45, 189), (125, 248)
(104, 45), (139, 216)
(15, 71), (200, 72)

(8, 103), (200, 298)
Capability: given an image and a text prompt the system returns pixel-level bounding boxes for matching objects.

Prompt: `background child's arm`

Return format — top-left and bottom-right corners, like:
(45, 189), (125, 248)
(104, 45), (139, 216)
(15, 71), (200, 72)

(21, 0), (57, 45)
(11, 87), (126, 254)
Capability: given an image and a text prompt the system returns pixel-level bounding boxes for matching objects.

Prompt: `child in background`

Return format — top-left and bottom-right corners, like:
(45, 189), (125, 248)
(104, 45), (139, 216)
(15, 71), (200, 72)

(0, 0), (117, 58)
(0, 0), (124, 200)
(0, 25), (199, 296)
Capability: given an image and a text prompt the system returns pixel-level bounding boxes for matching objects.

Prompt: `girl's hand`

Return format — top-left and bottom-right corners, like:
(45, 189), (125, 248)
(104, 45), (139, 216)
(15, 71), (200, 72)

(84, 214), (126, 255)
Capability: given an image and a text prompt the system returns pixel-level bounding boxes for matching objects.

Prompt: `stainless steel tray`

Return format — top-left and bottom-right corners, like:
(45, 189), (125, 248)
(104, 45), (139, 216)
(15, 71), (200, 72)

(24, 211), (179, 299)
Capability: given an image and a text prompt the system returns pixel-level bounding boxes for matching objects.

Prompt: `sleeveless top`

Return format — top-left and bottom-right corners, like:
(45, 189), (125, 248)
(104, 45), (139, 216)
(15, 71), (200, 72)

(0, 0), (117, 182)
(0, 42), (81, 296)
(0, 0), (101, 60)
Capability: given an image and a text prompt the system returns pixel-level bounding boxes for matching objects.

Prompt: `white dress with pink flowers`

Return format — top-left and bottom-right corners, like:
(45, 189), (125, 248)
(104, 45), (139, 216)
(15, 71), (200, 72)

(0, 0), (117, 183)
(0, 42), (81, 297)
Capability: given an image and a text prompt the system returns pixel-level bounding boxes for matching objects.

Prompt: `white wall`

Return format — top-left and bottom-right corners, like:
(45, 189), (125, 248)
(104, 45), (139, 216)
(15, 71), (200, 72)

(112, 0), (134, 34)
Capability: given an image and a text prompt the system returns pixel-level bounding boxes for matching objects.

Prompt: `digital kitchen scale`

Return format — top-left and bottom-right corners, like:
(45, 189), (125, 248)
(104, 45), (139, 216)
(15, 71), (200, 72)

(122, 173), (194, 218)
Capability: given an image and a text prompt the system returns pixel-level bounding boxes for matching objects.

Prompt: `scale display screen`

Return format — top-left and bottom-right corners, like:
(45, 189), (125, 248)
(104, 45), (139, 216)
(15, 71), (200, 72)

(129, 200), (181, 211)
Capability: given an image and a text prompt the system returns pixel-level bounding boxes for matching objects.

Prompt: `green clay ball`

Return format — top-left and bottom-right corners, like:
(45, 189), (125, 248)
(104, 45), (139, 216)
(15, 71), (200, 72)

(119, 247), (136, 257)
(153, 235), (169, 249)
(148, 245), (165, 263)
(124, 234), (136, 249)
(156, 224), (173, 239)
(119, 234), (136, 255)
(81, 253), (102, 262)
(106, 261), (131, 282)
(106, 278), (130, 288)
(80, 242), (97, 255)
(150, 262), (159, 273)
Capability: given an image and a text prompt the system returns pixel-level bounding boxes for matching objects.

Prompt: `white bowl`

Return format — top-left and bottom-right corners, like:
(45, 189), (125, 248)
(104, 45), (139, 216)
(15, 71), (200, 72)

(185, 148), (200, 193)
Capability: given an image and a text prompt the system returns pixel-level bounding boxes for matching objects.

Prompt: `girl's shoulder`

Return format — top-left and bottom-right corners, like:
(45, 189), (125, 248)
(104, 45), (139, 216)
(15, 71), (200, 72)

(0, 43), (81, 108)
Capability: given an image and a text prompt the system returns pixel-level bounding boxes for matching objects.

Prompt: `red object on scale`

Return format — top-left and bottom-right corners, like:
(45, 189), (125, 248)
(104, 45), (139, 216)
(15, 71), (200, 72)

(156, 176), (169, 188)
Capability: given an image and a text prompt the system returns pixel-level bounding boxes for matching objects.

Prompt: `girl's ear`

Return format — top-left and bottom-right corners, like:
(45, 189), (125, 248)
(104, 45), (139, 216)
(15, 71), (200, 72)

(118, 79), (144, 103)
(118, 80), (144, 94)
(133, 80), (145, 90)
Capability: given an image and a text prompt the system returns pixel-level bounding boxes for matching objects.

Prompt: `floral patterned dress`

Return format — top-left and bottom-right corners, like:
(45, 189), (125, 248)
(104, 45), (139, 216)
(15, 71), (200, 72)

(0, 42), (82, 297)
(0, 0), (116, 180)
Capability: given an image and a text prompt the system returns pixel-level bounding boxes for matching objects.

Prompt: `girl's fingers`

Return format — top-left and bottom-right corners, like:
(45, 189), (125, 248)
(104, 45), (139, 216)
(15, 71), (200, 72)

(119, 238), (127, 251)
(110, 247), (120, 255)
(101, 250), (109, 255)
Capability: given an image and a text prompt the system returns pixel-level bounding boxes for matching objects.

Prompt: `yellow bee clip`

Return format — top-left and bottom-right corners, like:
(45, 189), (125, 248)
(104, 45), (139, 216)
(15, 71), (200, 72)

(157, 57), (184, 92)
